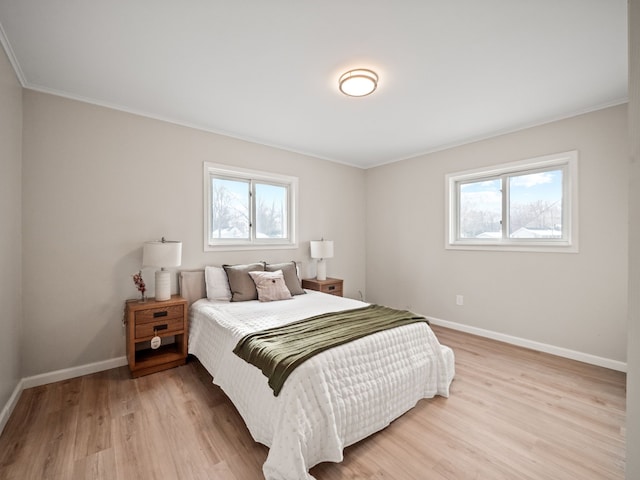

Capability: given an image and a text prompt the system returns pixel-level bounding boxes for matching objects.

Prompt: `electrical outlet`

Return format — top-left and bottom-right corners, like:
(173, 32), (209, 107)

(456, 295), (464, 306)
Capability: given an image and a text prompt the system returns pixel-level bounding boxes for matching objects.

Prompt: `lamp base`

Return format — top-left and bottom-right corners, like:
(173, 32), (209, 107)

(316, 259), (327, 281)
(155, 269), (171, 301)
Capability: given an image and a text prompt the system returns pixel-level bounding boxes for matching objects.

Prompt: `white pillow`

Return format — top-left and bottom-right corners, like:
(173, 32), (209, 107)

(248, 270), (293, 302)
(205, 266), (232, 301)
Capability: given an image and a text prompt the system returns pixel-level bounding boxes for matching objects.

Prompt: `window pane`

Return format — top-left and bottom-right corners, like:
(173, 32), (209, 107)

(255, 183), (288, 239)
(459, 179), (502, 238)
(210, 177), (250, 239)
(509, 169), (563, 238)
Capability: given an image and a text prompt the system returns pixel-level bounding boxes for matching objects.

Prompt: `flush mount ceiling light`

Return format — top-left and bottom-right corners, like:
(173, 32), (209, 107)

(338, 69), (378, 97)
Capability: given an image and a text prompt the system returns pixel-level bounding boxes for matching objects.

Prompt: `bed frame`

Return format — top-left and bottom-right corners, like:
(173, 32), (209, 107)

(178, 270), (206, 307)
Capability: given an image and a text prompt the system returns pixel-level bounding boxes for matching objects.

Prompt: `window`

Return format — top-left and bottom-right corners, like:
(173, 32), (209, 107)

(204, 163), (298, 251)
(446, 151), (578, 252)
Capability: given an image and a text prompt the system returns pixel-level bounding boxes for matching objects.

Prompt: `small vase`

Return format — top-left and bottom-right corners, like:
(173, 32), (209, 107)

(138, 293), (147, 303)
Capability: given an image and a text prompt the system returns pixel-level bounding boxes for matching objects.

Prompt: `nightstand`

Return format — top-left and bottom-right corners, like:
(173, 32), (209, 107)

(125, 295), (188, 378)
(302, 277), (343, 297)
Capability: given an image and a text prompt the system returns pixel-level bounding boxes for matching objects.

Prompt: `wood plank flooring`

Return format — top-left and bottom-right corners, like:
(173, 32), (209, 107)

(0, 326), (626, 479)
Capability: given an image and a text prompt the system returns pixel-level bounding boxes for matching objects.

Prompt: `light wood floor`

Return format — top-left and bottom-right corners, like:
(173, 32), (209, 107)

(0, 326), (626, 479)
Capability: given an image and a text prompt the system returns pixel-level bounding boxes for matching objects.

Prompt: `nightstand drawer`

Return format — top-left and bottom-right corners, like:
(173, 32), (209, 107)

(135, 317), (184, 339)
(135, 304), (183, 324)
(319, 284), (342, 296)
(302, 278), (344, 297)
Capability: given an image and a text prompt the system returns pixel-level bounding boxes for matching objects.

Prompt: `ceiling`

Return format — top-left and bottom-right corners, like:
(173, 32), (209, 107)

(0, 1), (628, 168)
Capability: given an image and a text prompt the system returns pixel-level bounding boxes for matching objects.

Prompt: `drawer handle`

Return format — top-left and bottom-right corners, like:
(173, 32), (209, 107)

(153, 311), (168, 318)
(328, 285), (335, 290)
(154, 324), (168, 332)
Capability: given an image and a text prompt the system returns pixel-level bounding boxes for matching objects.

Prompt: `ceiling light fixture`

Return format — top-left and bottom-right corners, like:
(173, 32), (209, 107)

(338, 69), (378, 97)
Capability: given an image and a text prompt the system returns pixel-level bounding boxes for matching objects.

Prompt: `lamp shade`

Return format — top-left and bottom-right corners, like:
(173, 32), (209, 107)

(142, 238), (182, 302)
(142, 239), (182, 268)
(310, 240), (334, 259)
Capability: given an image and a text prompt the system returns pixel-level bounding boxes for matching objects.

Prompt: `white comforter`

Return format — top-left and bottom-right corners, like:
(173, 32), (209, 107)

(188, 291), (455, 480)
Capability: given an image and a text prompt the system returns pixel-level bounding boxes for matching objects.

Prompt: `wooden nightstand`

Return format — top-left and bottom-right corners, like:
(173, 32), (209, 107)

(125, 295), (188, 378)
(302, 277), (343, 297)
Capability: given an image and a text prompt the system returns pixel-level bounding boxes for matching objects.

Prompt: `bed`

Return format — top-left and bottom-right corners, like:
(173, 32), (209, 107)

(180, 267), (455, 480)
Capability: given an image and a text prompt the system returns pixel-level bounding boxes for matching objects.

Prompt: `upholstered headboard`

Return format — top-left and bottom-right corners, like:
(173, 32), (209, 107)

(178, 270), (206, 307)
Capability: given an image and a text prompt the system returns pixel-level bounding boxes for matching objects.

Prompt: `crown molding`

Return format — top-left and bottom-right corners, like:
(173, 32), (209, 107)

(0, 20), (26, 86)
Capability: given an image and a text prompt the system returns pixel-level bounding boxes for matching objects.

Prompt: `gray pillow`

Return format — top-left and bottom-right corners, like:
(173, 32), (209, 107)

(265, 261), (305, 296)
(223, 262), (265, 302)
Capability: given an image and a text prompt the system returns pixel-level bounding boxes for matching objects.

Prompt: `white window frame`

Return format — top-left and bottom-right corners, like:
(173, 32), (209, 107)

(445, 151), (578, 253)
(204, 162), (298, 251)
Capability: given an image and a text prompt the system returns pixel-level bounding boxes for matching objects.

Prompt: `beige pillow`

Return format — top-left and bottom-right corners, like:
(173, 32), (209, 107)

(248, 270), (293, 302)
(265, 261), (305, 296)
(223, 262), (265, 302)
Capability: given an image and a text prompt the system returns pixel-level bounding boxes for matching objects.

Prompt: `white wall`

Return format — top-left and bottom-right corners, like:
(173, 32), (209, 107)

(626, 0), (640, 477)
(20, 90), (366, 377)
(366, 105), (628, 364)
(0, 45), (22, 411)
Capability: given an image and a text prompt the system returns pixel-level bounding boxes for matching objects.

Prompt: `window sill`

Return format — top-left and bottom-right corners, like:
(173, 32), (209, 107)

(204, 243), (298, 252)
(446, 241), (578, 253)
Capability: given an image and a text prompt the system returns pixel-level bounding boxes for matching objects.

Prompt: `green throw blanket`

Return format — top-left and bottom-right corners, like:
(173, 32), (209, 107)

(233, 304), (429, 396)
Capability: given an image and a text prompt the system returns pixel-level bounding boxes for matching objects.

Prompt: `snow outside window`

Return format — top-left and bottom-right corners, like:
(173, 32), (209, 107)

(446, 151), (578, 253)
(204, 163), (298, 251)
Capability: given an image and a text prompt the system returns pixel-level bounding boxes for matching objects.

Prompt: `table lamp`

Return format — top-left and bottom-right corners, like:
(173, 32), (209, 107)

(142, 237), (182, 301)
(310, 239), (334, 281)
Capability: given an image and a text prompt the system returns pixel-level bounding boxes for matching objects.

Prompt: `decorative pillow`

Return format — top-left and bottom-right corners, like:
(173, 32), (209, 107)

(265, 261), (305, 296)
(204, 266), (232, 301)
(248, 270), (293, 302)
(223, 262), (265, 302)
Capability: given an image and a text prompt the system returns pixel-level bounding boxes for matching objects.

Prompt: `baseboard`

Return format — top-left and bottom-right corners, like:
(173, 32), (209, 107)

(1, 324), (626, 435)
(21, 356), (128, 389)
(0, 379), (25, 436)
(428, 316), (627, 373)
(0, 356), (128, 436)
